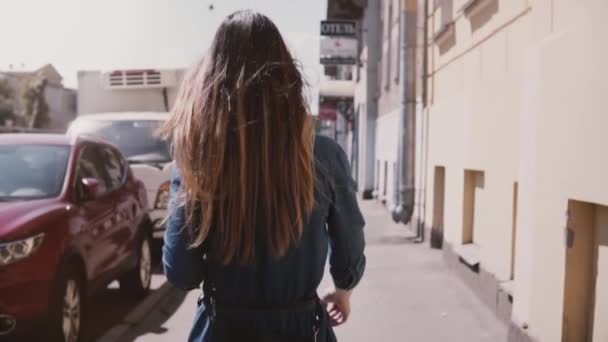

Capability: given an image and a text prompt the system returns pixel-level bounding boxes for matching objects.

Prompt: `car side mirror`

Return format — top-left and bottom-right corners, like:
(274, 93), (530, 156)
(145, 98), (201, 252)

(81, 178), (101, 201)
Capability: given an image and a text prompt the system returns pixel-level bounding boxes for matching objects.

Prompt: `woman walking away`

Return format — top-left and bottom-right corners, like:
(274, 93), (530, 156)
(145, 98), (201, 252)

(161, 10), (366, 342)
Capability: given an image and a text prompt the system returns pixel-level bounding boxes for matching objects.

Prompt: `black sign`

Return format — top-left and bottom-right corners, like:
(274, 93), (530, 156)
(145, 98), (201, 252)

(320, 57), (357, 65)
(320, 20), (357, 37)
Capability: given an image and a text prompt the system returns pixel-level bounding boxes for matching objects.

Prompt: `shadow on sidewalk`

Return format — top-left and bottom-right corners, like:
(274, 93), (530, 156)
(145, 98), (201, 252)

(113, 238), (190, 341)
(118, 287), (189, 342)
(373, 235), (420, 245)
(85, 242), (168, 341)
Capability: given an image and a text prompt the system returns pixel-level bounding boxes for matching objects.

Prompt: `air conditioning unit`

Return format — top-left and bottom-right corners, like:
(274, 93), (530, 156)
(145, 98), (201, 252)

(101, 69), (178, 90)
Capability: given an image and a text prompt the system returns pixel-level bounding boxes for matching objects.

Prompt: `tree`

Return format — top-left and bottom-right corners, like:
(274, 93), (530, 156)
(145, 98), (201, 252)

(19, 75), (49, 128)
(0, 78), (16, 126)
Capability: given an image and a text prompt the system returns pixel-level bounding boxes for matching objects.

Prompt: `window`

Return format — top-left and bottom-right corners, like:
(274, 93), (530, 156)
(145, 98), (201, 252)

(99, 146), (127, 191)
(76, 145), (112, 198)
(433, 0), (455, 48)
(68, 119), (171, 164)
(462, 0), (500, 32)
(440, 0), (454, 28)
(0, 145), (70, 200)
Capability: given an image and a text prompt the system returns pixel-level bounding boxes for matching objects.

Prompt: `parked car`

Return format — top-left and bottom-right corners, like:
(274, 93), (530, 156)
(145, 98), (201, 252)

(0, 134), (152, 341)
(0, 127), (64, 134)
(67, 112), (171, 238)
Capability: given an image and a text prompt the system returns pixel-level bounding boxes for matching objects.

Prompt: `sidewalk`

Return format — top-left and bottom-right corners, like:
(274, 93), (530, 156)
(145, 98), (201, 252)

(116, 201), (507, 342)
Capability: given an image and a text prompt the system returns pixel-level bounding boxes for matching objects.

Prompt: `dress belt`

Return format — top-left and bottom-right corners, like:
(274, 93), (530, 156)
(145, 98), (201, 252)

(212, 296), (319, 313)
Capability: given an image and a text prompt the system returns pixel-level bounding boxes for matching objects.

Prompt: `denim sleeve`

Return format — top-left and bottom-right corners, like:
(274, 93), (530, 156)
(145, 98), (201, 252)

(162, 167), (205, 291)
(327, 144), (366, 290)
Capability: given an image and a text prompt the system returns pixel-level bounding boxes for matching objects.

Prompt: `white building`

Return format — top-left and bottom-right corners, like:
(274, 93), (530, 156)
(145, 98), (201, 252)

(349, 0), (608, 341)
(77, 68), (185, 115)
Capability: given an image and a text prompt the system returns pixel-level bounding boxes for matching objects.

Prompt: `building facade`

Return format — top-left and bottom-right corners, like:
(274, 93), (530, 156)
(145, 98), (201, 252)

(0, 64), (76, 130)
(341, 0), (608, 341)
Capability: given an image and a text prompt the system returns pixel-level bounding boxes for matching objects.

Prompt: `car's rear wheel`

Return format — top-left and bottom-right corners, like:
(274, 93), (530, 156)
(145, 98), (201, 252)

(48, 264), (83, 342)
(119, 233), (152, 298)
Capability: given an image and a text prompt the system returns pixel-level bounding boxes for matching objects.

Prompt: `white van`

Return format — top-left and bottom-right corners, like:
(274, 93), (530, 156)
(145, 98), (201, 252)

(67, 112), (172, 238)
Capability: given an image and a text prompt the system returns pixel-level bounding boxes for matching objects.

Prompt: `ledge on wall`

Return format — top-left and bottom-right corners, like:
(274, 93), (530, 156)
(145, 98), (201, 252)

(453, 243), (481, 267)
(499, 280), (514, 297)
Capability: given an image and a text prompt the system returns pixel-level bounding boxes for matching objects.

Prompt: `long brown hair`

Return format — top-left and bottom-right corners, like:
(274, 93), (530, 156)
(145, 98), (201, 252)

(161, 10), (315, 265)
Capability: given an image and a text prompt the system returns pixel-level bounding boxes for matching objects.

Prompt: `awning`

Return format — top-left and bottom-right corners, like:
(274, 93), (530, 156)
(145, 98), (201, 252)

(319, 80), (356, 99)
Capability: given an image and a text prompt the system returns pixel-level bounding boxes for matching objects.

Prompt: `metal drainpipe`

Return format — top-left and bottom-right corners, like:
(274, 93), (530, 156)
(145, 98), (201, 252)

(392, 0), (417, 225)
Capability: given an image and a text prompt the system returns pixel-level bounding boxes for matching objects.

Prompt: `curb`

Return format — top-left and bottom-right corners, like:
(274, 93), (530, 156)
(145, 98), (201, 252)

(96, 281), (174, 342)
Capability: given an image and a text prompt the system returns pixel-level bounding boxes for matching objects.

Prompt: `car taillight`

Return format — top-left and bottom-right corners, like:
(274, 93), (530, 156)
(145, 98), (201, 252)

(154, 181), (170, 209)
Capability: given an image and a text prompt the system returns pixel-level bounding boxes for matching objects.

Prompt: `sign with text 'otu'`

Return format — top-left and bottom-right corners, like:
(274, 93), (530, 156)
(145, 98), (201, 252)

(320, 20), (358, 37)
(320, 20), (358, 65)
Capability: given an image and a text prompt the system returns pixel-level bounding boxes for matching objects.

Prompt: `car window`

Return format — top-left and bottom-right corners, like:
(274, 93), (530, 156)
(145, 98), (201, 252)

(0, 145), (70, 200)
(68, 119), (171, 164)
(76, 145), (112, 197)
(99, 146), (127, 189)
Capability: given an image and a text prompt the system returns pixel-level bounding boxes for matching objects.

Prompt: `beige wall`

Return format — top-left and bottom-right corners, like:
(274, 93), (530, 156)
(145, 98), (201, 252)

(519, 1), (608, 340)
(422, 0), (525, 279)
(417, 0), (608, 341)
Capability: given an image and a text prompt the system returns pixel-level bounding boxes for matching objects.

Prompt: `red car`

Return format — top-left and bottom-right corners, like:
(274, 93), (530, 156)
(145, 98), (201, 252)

(0, 134), (153, 341)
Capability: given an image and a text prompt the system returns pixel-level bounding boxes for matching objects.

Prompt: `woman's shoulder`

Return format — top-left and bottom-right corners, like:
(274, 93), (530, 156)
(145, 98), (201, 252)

(313, 135), (350, 177)
(314, 135), (344, 161)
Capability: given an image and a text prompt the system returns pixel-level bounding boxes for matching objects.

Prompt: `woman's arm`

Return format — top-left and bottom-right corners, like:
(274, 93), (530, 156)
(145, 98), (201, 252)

(162, 167), (205, 290)
(326, 143), (366, 291)
(323, 142), (366, 326)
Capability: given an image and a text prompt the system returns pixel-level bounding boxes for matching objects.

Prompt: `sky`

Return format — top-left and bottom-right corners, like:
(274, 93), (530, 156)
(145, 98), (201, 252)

(0, 0), (327, 110)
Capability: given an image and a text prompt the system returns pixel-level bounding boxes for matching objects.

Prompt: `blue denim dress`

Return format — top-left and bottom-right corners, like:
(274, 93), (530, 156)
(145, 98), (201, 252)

(163, 136), (366, 342)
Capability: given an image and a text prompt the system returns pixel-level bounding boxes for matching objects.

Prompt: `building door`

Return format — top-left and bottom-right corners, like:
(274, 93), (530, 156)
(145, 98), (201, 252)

(462, 170), (484, 244)
(592, 205), (608, 341)
(431, 166), (446, 248)
(511, 182), (519, 280)
(562, 200), (596, 342)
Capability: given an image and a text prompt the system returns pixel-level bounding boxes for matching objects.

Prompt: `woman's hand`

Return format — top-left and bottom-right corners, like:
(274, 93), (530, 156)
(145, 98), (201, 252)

(321, 288), (352, 327)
